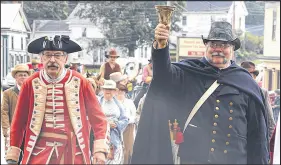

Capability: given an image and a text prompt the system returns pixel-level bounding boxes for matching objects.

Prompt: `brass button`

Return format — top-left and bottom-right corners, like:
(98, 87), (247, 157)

(224, 150), (228, 153)
(229, 117), (233, 121)
(212, 139), (215, 143)
(213, 122), (217, 126)
(227, 134), (231, 137)
(229, 125), (232, 129)
(226, 141), (229, 145)
(229, 102), (233, 106)
(229, 110), (233, 113)
(213, 131), (217, 134)
(216, 100), (220, 103)
(210, 148), (215, 152)
(215, 107), (219, 110)
(215, 114), (219, 118)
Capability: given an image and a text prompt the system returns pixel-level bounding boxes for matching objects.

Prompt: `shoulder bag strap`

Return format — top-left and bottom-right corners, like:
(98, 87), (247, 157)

(183, 80), (220, 133)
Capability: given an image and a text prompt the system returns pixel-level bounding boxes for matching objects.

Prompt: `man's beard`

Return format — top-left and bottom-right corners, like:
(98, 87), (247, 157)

(206, 52), (228, 64)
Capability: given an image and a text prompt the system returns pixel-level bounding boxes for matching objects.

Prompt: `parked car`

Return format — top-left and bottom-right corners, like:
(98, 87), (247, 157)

(1, 72), (15, 91)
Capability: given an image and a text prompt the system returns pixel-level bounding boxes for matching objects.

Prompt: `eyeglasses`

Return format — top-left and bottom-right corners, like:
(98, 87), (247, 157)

(42, 53), (66, 60)
(109, 56), (117, 59)
(209, 42), (232, 49)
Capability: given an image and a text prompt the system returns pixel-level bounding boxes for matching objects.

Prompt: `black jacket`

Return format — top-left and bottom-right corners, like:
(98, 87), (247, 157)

(131, 45), (269, 164)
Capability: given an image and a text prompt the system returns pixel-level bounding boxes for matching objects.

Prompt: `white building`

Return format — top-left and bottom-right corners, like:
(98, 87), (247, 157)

(1, 3), (31, 80)
(66, 3), (108, 66)
(67, 3), (152, 67)
(173, 1), (248, 39)
(259, 1), (280, 91)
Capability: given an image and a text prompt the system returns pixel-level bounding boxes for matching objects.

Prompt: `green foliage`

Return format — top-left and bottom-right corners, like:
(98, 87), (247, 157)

(243, 32), (264, 54)
(76, 1), (184, 57)
(22, 1), (78, 25)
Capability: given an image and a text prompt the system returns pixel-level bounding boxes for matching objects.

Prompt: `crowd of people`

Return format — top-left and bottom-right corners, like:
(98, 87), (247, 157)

(1, 21), (280, 164)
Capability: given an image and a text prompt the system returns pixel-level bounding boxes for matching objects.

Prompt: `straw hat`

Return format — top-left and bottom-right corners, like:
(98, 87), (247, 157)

(32, 59), (40, 64)
(109, 72), (128, 83)
(101, 80), (117, 90)
(11, 64), (31, 78)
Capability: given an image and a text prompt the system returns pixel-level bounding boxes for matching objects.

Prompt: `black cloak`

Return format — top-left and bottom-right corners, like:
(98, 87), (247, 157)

(131, 46), (269, 164)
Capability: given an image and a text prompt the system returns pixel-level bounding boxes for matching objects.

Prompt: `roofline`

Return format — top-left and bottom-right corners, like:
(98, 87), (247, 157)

(34, 31), (71, 33)
(182, 11), (228, 14)
(19, 6), (31, 31)
(1, 29), (31, 34)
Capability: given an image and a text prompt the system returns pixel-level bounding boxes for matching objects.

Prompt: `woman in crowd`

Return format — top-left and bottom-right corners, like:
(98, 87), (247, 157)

(98, 80), (129, 164)
(98, 48), (121, 85)
(111, 72), (137, 164)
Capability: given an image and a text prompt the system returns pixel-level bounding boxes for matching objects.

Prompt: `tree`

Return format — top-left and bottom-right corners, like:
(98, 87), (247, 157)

(76, 1), (184, 57)
(22, 1), (78, 26)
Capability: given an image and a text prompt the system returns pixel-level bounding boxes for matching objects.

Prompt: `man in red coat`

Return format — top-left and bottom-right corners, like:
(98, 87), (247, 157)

(5, 35), (110, 164)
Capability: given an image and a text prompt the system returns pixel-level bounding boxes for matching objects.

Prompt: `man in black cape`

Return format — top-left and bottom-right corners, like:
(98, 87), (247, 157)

(131, 21), (269, 164)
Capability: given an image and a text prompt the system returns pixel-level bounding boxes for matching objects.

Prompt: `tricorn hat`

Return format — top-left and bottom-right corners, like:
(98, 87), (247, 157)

(241, 61), (259, 76)
(202, 21), (241, 51)
(105, 48), (120, 58)
(11, 64), (31, 78)
(27, 35), (82, 54)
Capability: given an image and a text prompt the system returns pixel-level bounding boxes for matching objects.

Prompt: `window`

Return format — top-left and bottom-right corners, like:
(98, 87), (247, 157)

(144, 47), (147, 58)
(272, 9), (277, 41)
(20, 55), (24, 63)
(21, 37), (23, 50)
(9, 54), (14, 69)
(11, 36), (14, 50)
(182, 16), (187, 26)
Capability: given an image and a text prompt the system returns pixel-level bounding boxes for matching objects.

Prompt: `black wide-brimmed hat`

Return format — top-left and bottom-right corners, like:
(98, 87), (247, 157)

(27, 35), (82, 54)
(202, 21), (241, 51)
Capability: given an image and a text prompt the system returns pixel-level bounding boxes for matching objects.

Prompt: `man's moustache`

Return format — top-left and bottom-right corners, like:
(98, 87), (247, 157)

(211, 52), (225, 57)
(47, 63), (59, 68)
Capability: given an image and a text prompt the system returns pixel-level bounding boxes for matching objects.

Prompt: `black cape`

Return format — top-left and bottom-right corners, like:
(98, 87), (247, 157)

(131, 47), (268, 164)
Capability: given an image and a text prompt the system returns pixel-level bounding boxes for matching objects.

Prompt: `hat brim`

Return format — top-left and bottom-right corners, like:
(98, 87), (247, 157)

(100, 86), (117, 90)
(12, 70), (31, 78)
(202, 35), (241, 51)
(27, 36), (82, 54)
(105, 55), (120, 58)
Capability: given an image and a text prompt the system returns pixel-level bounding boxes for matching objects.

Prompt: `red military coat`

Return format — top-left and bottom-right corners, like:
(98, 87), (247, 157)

(6, 69), (109, 164)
